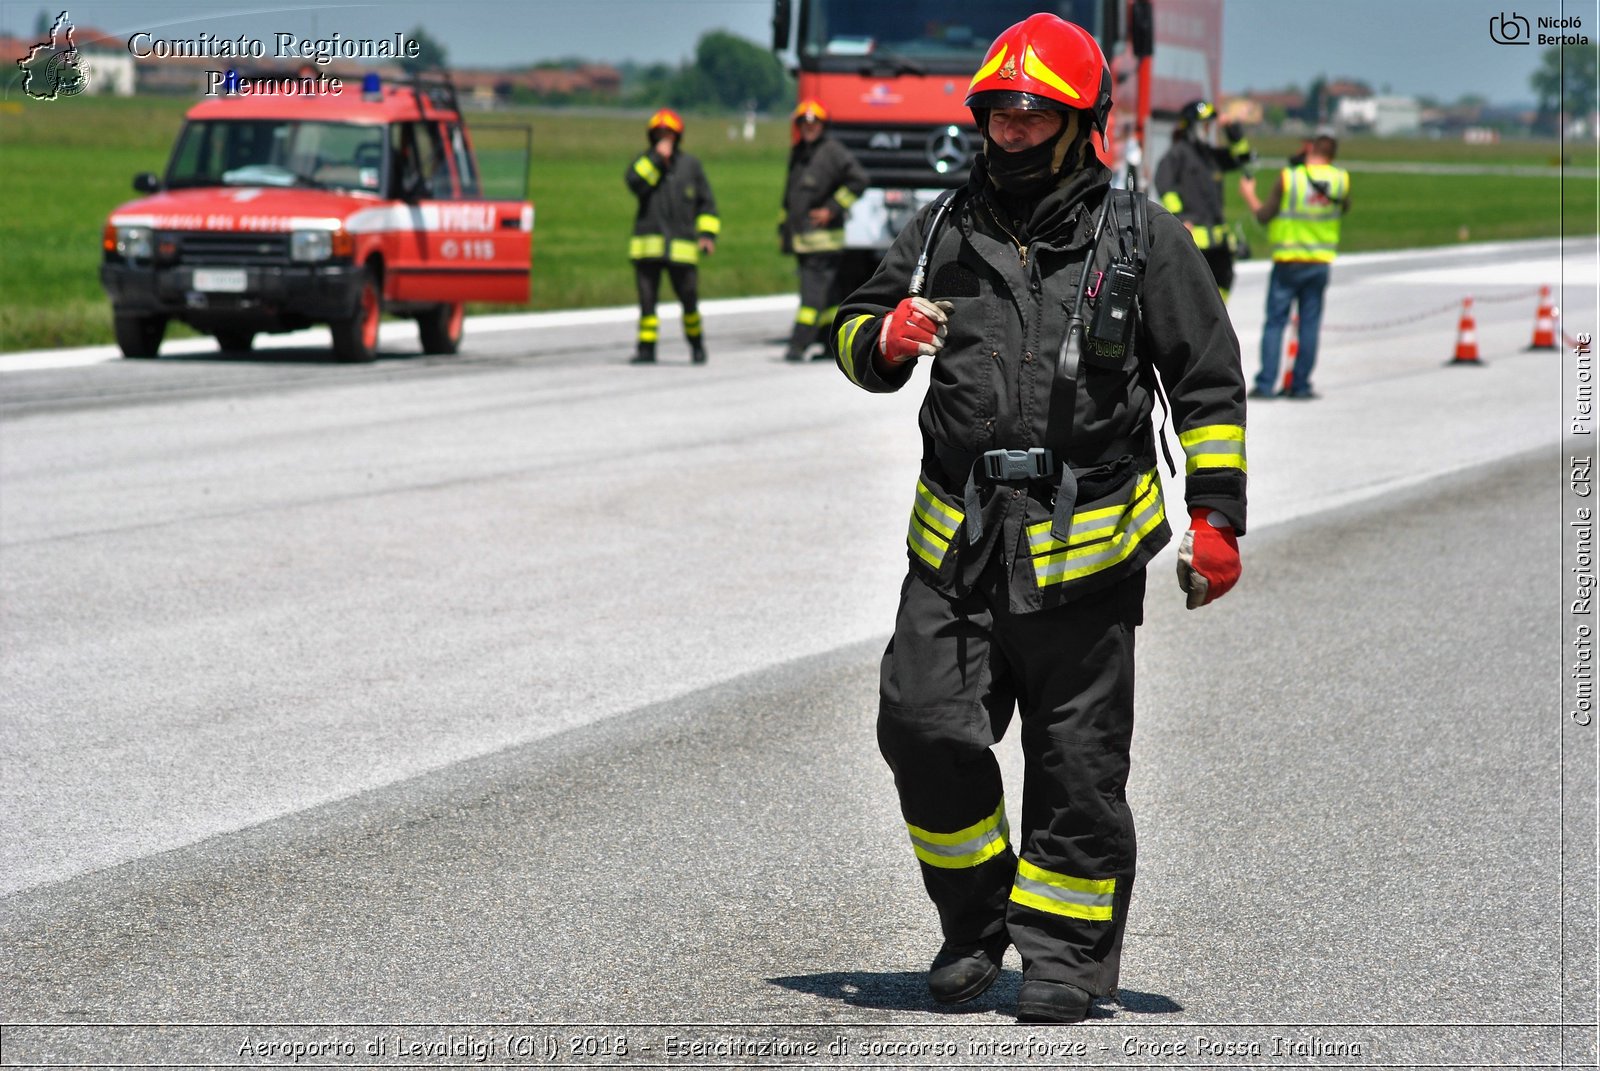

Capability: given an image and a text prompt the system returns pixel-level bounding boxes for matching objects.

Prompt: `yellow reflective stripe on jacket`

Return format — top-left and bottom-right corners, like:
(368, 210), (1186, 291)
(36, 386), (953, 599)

(907, 478), (965, 571)
(668, 238), (699, 264)
(792, 227), (845, 253)
(831, 185), (859, 210)
(695, 213), (721, 236)
(914, 478), (963, 539)
(1009, 859), (1115, 921)
(1178, 423), (1247, 475)
(1029, 471), (1166, 589)
(1160, 191), (1183, 214)
(906, 799), (1009, 870)
(632, 155), (661, 186)
(1026, 471), (1159, 556)
(1188, 223), (1230, 250)
(1269, 165), (1348, 263)
(836, 314), (872, 386)
(629, 234), (665, 260)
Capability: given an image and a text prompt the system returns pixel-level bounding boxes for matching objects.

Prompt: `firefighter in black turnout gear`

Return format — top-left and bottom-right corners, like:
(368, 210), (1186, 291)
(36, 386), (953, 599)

(781, 99), (868, 361)
(625, 109), (720, 364)
(1153, 99), (1255, 300)
(831, 15), (1248, 1025)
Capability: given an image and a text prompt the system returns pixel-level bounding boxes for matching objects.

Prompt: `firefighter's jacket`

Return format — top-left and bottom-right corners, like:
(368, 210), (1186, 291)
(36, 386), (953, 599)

(782, 135), (868, 255)
(1154, 136), (1250, 248)
(833, 159), (1247, 614)
(625, 147), (720, 265)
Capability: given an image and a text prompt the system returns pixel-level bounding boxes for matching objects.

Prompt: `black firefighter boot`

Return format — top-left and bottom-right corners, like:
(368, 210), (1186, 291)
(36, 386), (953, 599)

(689, 337), (707, 364)
(630, 341), (656, 365)
(1015, 979), (1093, 1024)
(784, 321), (818, 363)
(927, 932), (1009, 1004)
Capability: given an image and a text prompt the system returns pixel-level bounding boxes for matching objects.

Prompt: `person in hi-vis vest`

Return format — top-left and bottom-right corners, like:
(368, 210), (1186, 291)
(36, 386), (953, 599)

(1239, 130), (1351, 399)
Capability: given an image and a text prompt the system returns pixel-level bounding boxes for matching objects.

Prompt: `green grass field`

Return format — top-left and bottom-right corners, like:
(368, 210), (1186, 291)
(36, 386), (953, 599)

(1, 95), (1595, 351)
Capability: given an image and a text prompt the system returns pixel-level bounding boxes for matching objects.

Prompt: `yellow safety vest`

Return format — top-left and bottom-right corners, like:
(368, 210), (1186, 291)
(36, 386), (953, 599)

(1267, 164), (1349, 263)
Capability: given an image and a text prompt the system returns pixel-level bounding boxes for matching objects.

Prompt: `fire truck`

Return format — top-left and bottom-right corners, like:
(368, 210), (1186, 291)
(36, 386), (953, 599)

(100, 73), (532, 362)
(770, 0), (1222, 277)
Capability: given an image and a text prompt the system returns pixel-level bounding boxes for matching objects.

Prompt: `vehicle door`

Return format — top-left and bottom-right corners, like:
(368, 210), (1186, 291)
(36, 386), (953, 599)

(385, 118), (531, 304)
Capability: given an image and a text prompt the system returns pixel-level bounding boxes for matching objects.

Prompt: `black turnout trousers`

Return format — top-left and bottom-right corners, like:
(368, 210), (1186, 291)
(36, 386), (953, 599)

(877, 556), (1145, 996)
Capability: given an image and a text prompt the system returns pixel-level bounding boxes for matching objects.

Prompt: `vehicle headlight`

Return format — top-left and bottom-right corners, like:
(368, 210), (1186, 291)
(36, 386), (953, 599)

(115, 226), (153, 259)
(291, 230), (334, 262)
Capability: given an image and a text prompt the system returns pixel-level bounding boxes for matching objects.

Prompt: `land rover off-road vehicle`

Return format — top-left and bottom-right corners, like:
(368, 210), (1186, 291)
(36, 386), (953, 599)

(100, 72), (533, 362)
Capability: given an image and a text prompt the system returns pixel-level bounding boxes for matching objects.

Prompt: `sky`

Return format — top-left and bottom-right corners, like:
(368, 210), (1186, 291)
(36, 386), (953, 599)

(0, 0), (1586, 106)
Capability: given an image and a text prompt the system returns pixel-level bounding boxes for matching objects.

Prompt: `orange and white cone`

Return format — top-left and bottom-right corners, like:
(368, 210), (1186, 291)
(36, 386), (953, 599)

(1528, 286), (1558, 350)
(1450, 297), (1482, 365)
(1279, 312), (1300, 393)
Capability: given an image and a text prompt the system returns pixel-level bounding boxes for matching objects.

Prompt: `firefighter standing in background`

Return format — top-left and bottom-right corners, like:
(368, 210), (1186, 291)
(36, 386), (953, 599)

(832, 15), (1246, 1024)
(1153, 99), (1254, 301)
(781, 100), (868, 362)
(625, 109), (720, 364)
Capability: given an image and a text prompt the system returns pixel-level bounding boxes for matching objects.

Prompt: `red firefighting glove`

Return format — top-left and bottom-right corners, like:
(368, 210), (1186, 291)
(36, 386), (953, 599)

(1176, 508), (1240, 609)
(878, 297), (951, 365)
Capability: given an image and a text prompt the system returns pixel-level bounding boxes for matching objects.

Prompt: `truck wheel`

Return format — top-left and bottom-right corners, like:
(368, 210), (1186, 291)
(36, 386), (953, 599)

(114, 313), (167, 359)
(331, 268), (382, 363)
(417, 302), (464, 355)
(215, 329), (254, 354)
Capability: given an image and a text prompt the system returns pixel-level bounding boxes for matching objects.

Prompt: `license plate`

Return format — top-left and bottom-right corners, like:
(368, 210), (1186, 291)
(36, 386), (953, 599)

(193, 268), (247, 293)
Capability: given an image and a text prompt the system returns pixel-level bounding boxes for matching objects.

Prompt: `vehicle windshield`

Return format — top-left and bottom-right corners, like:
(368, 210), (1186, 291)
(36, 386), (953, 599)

(800, 0), (1103, 73)
(166, 119), (386, 193)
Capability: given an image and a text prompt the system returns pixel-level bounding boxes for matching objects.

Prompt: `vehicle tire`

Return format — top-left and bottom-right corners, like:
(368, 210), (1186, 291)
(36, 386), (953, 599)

(330, 267), (382, 363)
(215, 329), (254, 353)
(113, 312), (167, 359)
(417, 302), (464, 355)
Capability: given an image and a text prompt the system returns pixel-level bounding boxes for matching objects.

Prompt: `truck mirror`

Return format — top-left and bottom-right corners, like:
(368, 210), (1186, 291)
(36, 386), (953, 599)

(772, 0), (791, 51)
(1131, 0), (1154, 58)
(133, 172), (160, 193)
(1101, 0), (1123, 50)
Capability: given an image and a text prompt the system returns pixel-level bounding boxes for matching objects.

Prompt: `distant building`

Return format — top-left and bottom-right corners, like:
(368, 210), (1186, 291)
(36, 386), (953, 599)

(72, 24), (135, 95)
(1337, 95), (1422, 136)
(1230, 88), (1306, 129)
(443, 64), (621, 106)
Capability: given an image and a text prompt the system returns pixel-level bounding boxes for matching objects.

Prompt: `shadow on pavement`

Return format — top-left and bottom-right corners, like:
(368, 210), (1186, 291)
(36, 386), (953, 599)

(767, 971), (1184, 1018)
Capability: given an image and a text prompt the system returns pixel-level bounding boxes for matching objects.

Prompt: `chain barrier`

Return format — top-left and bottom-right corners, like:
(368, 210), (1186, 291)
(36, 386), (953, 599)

(1319, 287), (1541, 334)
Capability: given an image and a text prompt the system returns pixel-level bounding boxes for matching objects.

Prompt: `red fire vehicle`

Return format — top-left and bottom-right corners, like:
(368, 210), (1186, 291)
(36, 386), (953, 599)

(100, 73), (532, 362)
(771, 0), (1222, 271)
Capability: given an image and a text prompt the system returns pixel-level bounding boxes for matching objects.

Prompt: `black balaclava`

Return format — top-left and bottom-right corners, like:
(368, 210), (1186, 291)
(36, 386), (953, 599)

(982, 110), (1085, 197)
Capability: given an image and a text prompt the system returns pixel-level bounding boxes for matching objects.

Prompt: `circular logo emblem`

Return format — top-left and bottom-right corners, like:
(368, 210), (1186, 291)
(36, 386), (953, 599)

(926, 125), (972, 175)
(39, 49), (91, 99)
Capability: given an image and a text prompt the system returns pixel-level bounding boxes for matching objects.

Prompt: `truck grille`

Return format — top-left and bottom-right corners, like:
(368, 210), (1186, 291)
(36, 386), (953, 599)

(173, 232), (290, 266)
(833, 123), (978, 190)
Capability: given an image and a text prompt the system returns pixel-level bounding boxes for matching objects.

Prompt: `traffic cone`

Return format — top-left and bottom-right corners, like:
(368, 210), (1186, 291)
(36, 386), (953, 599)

(1279, 312), (1299, 393)
(1528, 286), (1558, 350)
(1449, 297), (1483, 365)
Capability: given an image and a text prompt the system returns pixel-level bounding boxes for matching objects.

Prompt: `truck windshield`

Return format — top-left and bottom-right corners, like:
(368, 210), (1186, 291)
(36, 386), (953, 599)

(800, 0), (1102, 73)
(167, 120), (386, 193)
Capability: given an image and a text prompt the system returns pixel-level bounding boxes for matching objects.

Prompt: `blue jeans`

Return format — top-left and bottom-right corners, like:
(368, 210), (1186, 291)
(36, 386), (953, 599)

(1256, 261), (1331, 395)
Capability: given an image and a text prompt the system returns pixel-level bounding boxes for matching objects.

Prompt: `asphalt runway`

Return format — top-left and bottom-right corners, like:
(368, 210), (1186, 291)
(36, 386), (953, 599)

(1, 238), (1594, 1066)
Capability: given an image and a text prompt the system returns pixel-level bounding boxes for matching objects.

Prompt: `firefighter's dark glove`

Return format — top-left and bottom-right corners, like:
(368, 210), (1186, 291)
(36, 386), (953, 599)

(878, 297), (951, 365)
(1223, 121), (1244, 143)
(1177, 508), (1240, 609)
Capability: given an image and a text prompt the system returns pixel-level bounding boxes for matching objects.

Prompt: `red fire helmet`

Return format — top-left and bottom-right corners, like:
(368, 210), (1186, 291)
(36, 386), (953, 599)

(647, 108), (685, 136)
(964, 13), (1112, 135)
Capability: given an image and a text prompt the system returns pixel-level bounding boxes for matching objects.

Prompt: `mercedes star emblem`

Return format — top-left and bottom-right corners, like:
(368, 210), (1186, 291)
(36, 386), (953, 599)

(926, 125), (972, 175)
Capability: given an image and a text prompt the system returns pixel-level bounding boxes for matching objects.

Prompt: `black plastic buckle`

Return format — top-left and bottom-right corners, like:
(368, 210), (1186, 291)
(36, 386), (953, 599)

(981, 447), (1054, 482)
